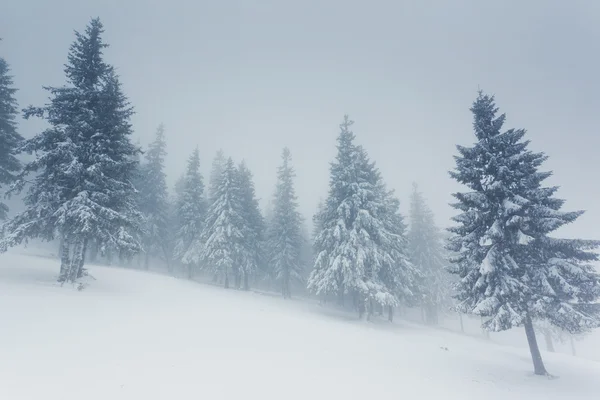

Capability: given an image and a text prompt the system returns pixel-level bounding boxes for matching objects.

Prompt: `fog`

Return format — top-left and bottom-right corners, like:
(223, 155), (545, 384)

(3, 0), (600, 237)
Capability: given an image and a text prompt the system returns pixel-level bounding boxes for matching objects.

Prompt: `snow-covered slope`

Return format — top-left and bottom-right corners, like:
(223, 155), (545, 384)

(1, 252), (598, 400)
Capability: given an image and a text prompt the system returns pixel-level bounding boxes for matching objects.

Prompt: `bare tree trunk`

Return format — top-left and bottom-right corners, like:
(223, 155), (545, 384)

(76, 238), (88, 279)
(544, 332), (555, 353)
(67, 238), (84, 283)
(187, 263), (194, 280)
(570, 336), (577, 356)
(459, 312), (465, 333)
(224, 270), (229, 289)
(144, 251), (149, 270)
(388, 306), (394, 322)
(58, 236), (71, 283)
(524, 315), (548, 375)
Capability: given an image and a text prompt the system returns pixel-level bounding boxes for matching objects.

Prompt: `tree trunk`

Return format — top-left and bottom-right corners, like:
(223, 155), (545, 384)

(58, 236), (71, 283)
(243, 272), (249, 291)
(570, 336), (577, 356)
(144, 252), (150, 270)
(524, 315), (548, 375)
(421, 306), (426, 323)
(58, 237), (65, 259)
(459, 312), (465, 333)
(224, 270), (229, 289)
(76, 238), (88, 279)
(388, 306), (394, 322)
(187, 263), (194, 280)
(67, 238), (85, 283)
(544, 332), (555, 353)
(367, 299), (374, 321)
(481, 316), (490, 339)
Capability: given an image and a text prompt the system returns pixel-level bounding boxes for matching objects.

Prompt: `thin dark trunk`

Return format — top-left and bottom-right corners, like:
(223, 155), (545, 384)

(459, 312), (465, 333)
(524, 315), (548, 375)
(481, 316), (490, 339)
(544, 332), (555, 353)
(367, 299), (374, 321)
(388, 306), (394, 322)
(224, 270), (229, 289)
(144, 252), (149, 270)
(58, 236), (70, 283)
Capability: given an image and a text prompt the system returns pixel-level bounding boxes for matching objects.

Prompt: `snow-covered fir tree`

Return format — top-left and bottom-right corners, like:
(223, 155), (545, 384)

(308, 115), (419, 319)
(194, 157), (245, 288)
(236, 161), (265, 290)
(138, 124), (172, 271)
(208, 149), (226, 204)
(408, 183), (451, 325)
(267, 147), (304, 298)
(174, 147), (206, 279)
(0, 52), (23, 220)
(448, 91), (600, 375)
(0, 18), (142, 283)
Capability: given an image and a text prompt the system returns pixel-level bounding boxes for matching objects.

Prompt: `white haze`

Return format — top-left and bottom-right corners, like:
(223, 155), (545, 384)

(2, 0), (600, 237)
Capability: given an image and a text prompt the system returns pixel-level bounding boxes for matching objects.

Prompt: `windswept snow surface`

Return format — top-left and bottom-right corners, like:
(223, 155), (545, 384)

(1, 252), (599, 400)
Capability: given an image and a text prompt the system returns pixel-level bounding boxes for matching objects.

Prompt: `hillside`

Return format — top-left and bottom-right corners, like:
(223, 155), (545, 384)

(0, 251), (598, 400)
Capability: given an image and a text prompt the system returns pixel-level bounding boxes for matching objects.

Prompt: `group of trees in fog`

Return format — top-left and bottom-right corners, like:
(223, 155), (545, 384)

(1, 18), (599, 376)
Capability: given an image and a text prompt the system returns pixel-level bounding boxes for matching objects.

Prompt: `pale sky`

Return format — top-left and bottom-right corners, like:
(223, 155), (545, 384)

(2, 0), (600, 239)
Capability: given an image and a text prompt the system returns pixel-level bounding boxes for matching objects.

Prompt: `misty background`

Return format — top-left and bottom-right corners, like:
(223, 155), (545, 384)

(2, 0), (599, 237)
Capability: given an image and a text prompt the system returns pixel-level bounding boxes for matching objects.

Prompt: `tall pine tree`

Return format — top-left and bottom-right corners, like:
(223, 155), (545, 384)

(236, 161), (265, 290)
(138, 124), (171, 271)
(308, 116), (419, 319)
(208, 149), (226, 204)
(174, 147), (206, 279)
(0, 18), (142, 283)
(448, 91), (600, 375)
(267, 148), (304, 298)
(196, 157), (245, 288)
(0, 50), (23, 220)
(408, 183), (450, 325)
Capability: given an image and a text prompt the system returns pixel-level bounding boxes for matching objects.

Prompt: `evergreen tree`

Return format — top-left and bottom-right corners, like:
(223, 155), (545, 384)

(448, 91), (600, 375)
(0, 18), (142, 283)
(236, 161), (265, 290)
(0, 52), (23, 220)
(408, 183), (451, 325)
(195, 157), (245, 288)
(308, 116), (419, 319)
(267, 147), (304, 298)
(174, 147), (206, 279)
(138, 124), (171, 271)
(208, 149), (226, 204)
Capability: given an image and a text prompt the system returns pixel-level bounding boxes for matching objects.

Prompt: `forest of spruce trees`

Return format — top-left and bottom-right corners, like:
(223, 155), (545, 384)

(1, 18), (599, 376)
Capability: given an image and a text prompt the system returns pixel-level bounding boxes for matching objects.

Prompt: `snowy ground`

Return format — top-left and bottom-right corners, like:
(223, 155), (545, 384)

(1, 251), (599, 400)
